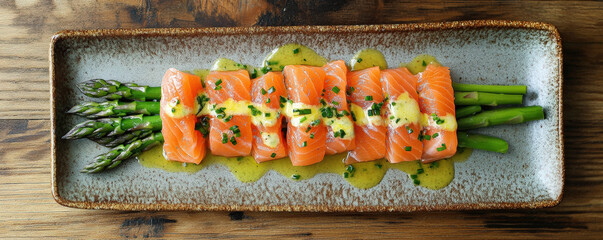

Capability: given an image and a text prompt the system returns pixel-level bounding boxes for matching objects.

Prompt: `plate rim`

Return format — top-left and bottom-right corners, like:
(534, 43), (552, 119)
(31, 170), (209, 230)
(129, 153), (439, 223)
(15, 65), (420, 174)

(49, 20), (564, 212)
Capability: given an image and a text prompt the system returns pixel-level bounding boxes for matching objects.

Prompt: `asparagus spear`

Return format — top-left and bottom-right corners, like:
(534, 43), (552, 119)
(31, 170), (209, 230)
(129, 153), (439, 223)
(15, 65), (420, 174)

(454, 92), (523, 106)
(68, 100), (160, 119)
(83, 132), (164, 173)
(457, 131), (508, 153)
(456, 105), (482, 118)
(62, 115), (162, 140)
(93, 129), (153, 147)
(452, 82), (527, 95)
(457, 106), (544, 130)
(78, 79), (161, 101)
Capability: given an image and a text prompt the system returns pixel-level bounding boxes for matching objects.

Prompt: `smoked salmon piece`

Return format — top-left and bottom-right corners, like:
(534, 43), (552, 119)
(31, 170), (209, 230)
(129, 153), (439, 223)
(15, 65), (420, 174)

(205, 70), (253, 157)
(160, 68), (206, 164)
(380, 68), (423, 163)
(283, 65), (327, 166)
(346, 66), (386, 164)
(322, 60), (355, 155)
(417, 64), (457, 162)
(250, 72), (288, 162)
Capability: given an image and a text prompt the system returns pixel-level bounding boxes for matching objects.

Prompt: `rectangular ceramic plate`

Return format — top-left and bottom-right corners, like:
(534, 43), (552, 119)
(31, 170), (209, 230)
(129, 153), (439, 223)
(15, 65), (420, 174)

(50, 20), (564, 212)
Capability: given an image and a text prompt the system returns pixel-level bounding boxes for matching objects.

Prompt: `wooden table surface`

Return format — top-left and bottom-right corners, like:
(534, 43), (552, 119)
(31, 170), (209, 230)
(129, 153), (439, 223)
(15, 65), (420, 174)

(1, 0), (602, 238)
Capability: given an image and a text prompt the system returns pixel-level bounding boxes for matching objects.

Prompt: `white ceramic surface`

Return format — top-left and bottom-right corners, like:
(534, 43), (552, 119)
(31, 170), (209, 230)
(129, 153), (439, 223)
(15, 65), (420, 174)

(50, 21), (563, 211)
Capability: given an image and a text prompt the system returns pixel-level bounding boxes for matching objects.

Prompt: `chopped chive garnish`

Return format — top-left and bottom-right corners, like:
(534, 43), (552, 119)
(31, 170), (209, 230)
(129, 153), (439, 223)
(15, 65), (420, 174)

(293, 48), (300, 54)
(310, 133), (315, 139)
(271, 153), (277, 158)
(357, 58), (363, 63)
(365, 95), (373, 101)
(221, 133), (228, 144)
(396, 118), (401, 123)
(310, 119), (320, 126)
(291, 174), (300, 180)
(299, 116), (307, 123)
(279, 96), (287, 103)
(413, 179), (420, 185)
(302, 141), (307, 147)
(305, 126), (311, 132)
(391, 102), (396, 106)
(332, 100), (339, 105)
(267, 86), (275, 94)
(215, 79), (222, 86)
(251, 69), (258, 78)
(417, 168), (424, 174)
(261, 88), (267, 95)
(375, 163), (382, 169)
(224, 115), (233, 122)
(265, 98), (271, 103)
(432, 133), (439, 138)
(332, 86), (340, 94)
(171, 108), (176, 113)
(410, 174), (418, 179)
(230, 136), (237, 145)
(293, 109), (312, 115)
(264, 112), (271, 117)
(424, 135), (431, 140)
(343, 172), (349, 178)
(422, 60), (427, 66)
(406, 126), (414, 134)
(214, 85), (222, 90)
(437, 143), (447, 152)
(390, 116), (395, 119)
(320, 99), (327, 106)
(339, 129), (346, 138)
(405, 146), (412, 151)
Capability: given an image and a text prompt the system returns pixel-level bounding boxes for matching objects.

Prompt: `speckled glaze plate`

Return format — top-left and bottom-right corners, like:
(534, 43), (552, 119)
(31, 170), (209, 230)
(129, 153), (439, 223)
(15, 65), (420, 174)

(50, 20), (563, 212)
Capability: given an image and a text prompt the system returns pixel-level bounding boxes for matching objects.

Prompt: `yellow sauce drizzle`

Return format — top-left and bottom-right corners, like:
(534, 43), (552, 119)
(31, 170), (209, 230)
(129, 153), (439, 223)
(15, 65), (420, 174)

(138, 146), (473, 190)
(350, 48), (388, 71)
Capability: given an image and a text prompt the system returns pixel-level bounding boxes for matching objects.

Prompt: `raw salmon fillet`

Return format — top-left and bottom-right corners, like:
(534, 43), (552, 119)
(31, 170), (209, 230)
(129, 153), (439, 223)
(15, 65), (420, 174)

(346, 66), (386, 164)
(250, 72), (288, 162)
(380, 68), (423, 163)
(322, 60), (355, 155)
(160, 68), (206, 164)
(417, 64), (457, 162)
(205, 70), (253, 157)
(283, 65), (327, 166)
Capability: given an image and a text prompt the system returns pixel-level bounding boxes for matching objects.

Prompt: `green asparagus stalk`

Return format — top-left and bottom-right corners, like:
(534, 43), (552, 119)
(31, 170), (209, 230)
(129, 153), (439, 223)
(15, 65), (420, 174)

(68, 100), (160, 119)
(93, 129), (153, 147)
(78, 79), (161, 101)
(456, 105), (482, 118)
(457, 131), (508, 153)
(82, 132), (164, 173)
(452, 82), (527, 95)
(454, 92), (523, 106)
(62, 114), (162, 140)
(457, 106), (544, 130)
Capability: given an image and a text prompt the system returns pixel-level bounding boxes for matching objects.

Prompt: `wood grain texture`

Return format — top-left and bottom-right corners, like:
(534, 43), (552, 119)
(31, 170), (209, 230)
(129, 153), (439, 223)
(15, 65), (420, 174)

(1, 0), (602, 238)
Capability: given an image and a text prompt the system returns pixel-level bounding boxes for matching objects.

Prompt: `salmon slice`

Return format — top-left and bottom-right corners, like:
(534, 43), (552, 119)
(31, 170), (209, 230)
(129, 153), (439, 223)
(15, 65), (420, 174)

(346, 66), (386, 164)
(417, 64), (457, 162)
(380, 68), (423, 163)
(283, 65), (327, 166)
(250, 72), (287, 162)
(205, 70), (252, 157)
(322, 60), (355, 155)
(160, 68), (206, 164)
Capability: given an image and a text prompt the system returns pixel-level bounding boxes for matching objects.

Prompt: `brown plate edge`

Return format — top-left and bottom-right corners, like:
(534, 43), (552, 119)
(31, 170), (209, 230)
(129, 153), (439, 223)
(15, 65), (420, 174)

(49, 20), (565, 212)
